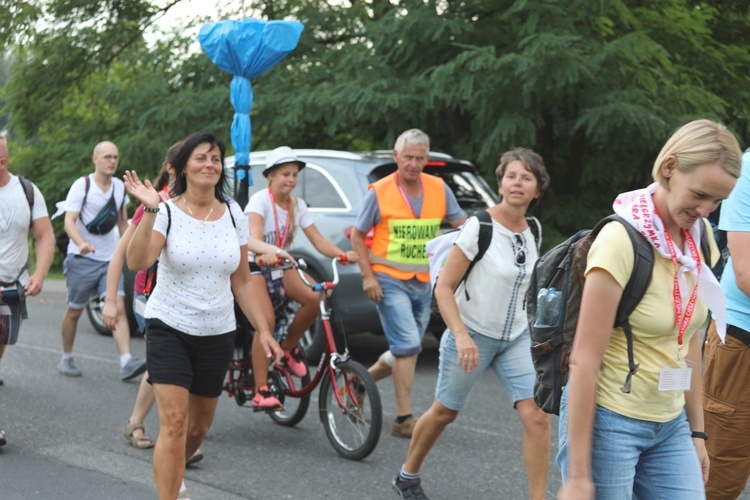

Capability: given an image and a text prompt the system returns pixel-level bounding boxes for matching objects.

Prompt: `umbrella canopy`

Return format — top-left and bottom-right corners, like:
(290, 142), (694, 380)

(199, 18), (303, 200)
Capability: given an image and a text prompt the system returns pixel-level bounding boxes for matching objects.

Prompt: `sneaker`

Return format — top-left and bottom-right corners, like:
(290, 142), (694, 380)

(251, 386), (283, 412)
(391, 415), (417, 438)
(186, 448), (204, 466)
(0, 375), (4, 386)
(283, 346), (307, 378)
(58, 358), (82, 377)
(0, 426), (6, 446)
(392, 476), (428, 499)
(120, 357), (147, 381)
(177, 487), (191, 500)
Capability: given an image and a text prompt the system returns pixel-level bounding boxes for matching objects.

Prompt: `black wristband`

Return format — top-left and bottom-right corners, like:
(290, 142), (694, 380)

(143, 206), (159, 213)
(691, 431), (709, 440)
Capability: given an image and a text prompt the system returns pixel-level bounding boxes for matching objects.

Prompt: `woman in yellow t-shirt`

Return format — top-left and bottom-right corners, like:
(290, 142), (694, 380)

(558, 119), (742, 500)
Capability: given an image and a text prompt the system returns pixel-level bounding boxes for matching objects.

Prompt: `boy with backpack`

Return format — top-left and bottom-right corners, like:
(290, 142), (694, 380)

(0, 138), (55, 446)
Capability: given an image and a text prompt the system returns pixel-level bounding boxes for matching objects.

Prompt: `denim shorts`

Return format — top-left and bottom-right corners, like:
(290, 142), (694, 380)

(146, 318), (235, 398)
(435, 329), (535, 410)
(557, 386), (704, 499)
(63, 255), (124, 309)
(375, 273), (431, 357)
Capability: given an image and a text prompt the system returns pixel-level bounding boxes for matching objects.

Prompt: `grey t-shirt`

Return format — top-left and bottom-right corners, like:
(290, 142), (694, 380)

(354, 182), (465, 233)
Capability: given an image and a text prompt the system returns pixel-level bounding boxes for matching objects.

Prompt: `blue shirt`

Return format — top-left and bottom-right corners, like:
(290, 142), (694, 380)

(719, 149), (750, 332)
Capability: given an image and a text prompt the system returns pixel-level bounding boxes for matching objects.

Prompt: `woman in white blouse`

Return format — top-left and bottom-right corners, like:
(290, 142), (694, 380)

(125, 132), (284, 500)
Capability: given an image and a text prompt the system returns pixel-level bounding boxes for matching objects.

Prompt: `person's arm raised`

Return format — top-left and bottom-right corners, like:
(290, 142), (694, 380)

(123, 171), (164, 271)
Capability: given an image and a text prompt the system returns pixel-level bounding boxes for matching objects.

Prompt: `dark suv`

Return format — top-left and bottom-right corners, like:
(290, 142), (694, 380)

(225, 149), (498, 360)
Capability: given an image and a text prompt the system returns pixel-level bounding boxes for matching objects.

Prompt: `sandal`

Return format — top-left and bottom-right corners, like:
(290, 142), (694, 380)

(122, 420), (154, 449)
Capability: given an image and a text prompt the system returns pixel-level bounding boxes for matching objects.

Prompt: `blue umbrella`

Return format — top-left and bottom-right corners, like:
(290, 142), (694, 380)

(199, 18), (303, 205)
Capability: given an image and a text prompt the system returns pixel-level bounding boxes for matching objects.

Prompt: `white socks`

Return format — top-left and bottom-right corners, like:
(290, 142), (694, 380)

(119, 353), (132, 368)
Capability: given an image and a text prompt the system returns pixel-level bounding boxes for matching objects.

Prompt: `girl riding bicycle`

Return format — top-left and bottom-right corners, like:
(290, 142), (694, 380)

(246, 146), (358, 410)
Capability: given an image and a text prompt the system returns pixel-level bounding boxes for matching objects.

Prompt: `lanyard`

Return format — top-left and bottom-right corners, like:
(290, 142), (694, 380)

(393, 172), (423, 219)
(659, 219), (702, 347)
(268, 187), (291, 249)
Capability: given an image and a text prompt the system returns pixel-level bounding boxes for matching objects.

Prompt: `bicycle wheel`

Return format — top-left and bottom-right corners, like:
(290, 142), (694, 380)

(318, 359), (382, 461)
(268, 367), (311, 427)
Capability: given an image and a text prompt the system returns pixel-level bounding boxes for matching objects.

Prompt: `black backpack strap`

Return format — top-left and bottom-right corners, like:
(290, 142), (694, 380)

(19, 176), (35, 226)
(461, 210), (493, 301)
(144, 202), (170, 299)
(472, 210), (493, 263)
(590, 214), (653, 395)
(225, 200), (237, 228)
(78, 175), (91, 222)
(526, 216), (542, 252)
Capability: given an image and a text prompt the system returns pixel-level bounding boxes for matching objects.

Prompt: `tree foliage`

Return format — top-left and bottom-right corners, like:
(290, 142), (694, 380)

(1, 0), (749, 246)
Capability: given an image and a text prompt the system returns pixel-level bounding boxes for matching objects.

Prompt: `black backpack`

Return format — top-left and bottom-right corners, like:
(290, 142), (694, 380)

(526, 214), (711, 415)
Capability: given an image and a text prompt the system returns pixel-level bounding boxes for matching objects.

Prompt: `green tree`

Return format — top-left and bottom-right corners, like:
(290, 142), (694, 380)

(250, 0), (750, 241)
(2, 0), (749, 247)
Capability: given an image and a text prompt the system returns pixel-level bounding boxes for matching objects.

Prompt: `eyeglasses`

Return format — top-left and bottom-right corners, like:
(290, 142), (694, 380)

(97, 155), (119, 162)
(513, 233), (527, 266)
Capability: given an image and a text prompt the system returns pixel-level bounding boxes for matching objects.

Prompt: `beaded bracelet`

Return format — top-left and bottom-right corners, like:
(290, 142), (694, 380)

(143, 206), (159, 213)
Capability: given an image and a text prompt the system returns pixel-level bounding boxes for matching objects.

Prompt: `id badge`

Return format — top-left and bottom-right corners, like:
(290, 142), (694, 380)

(0, 305), (10, 316)
(658, 357), (694, 392)
(271, 269), (284, 280)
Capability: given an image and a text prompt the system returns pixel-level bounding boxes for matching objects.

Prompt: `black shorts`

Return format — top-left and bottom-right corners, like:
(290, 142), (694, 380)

(145, 318), (235, 398)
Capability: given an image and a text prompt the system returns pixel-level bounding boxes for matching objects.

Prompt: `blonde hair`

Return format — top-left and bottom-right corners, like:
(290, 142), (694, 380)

(652, 119), (742, 187)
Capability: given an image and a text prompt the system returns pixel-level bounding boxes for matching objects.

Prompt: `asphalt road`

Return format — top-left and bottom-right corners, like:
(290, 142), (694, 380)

(4, 278), (741, 499)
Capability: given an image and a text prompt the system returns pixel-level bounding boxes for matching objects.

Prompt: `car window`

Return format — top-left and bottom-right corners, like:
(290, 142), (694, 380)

(437, 170), (497, 210)
(301, 166), (347, 209)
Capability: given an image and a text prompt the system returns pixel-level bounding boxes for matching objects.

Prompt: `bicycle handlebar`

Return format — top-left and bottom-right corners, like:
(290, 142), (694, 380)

(295, 257), (341, 292)
(258, 258), (295, 271)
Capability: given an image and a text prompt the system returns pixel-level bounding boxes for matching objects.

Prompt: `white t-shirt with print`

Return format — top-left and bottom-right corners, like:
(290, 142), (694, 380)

(453, 216), (539, 341)
(244, 189), (314, 259)
(64, 174), (129, 261)
(145, 199), (249, 336)
(0, 175), (49, 288)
